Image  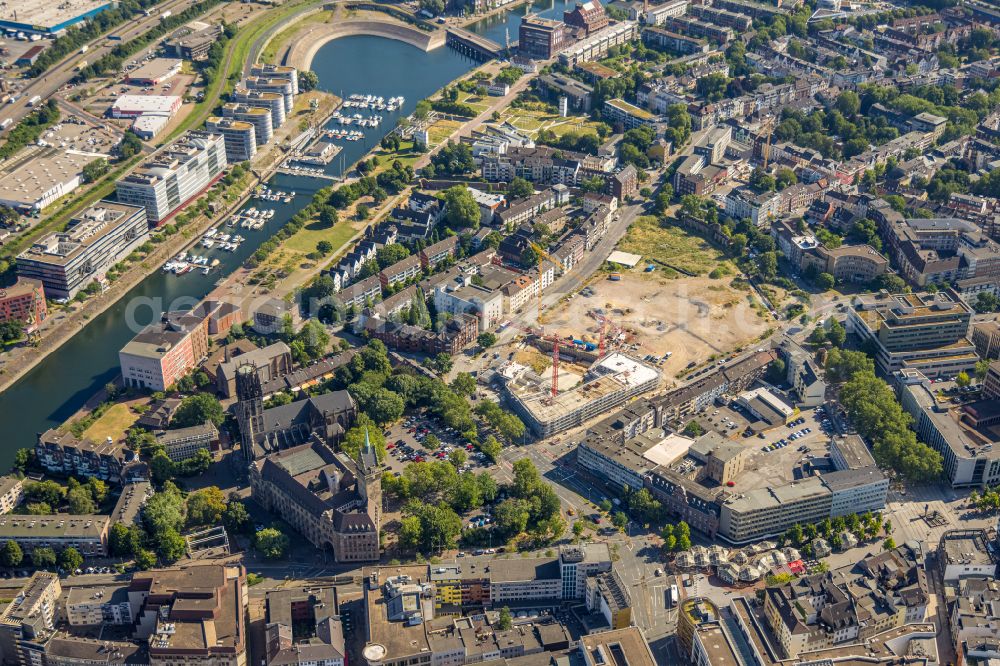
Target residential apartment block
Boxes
[231,88,286,133]
[0,477,23,515]
[65,586,135,626]
[434,278,503,332]
[206,116,257,163]
[481,146,583,185]
[0,573,61,666]
[249,63,299,95]
[35,429,144,485]
[0,277,47,332]
[602,98,656,130]
[0,514,110,557]
[221,103,273,146]
[119,310,211,392]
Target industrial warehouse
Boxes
[0,0,113,35]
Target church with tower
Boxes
[234,363,357,462]
[237,362,381,563]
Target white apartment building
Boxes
[222,103,274,146]
[206,117,257,163]
[65,586,135,626]
[249,64,299,95]
[232,88,286,130]
[0,477,23,515]
[433,279,503,332]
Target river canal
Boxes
[0,0,603,466]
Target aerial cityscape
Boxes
[0,0,997,663]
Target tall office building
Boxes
[243,76,294,113]
[249,63,299,95]
[16,202,149,299]
[848,288,978,378]
[115,131,228,225]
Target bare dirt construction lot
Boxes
[542,272,771,381]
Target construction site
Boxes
[499,351,661,438]
[539,272,773,380]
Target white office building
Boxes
[115,131,228,225]
[16,202,149,299]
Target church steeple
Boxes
[358,427,377,477]
[235,363,264,462]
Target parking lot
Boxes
[383,411,495,477]
[690,404,833,491]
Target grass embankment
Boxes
[618,216,736,277]
[261,9,334,62]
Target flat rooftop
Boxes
[0,0,111,30]
[19,201,145,266]
[722,476,829,513]
[831,435,876,469]
[0,149,95,208]
[605,98,655,121]
[126,58,181,82]
[119,312,204,360]
[67,584,130,607]
[510,354,659,424]
[579,627,655,666]
[941,530,994,567]
[853,290,972,329]
[490,558,559,583]
[2,572,59,623]
[112,95,180,114]
[695,625,741,666]
[364,566,432,661]
[0,514,108,538]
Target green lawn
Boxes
[618,216,734,276]
[261,9,333,62]
[83,403,139,444]
[283,219,359,257]
[428,120,461,144]
[455,91,491,114]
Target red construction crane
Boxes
[506,321,563,399]
[590,311,625,356]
